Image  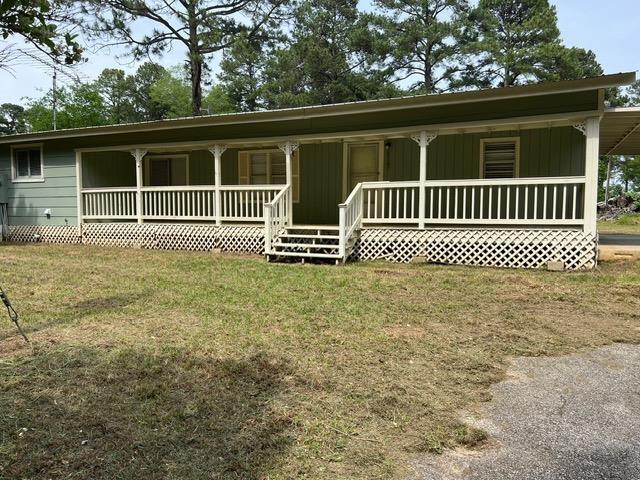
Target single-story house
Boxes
[0,72,638,269]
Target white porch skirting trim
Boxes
[7,224,264,254]
[351,228,597,270]
[7,224,597,270]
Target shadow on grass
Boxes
[0,292,148,341]
[1,346,295,479]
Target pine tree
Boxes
[371,0,472,93]
[262,0,395,108]
[466,0,563,88]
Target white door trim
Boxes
[342,141,384,200]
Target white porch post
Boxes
[278,141,299,226]
[209,145,227,226]
[411,131,437,228]
[130,149,147,224]
[583,117,600,235]
[75,150,83,236]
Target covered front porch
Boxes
[72,116,599,266]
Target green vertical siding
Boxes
[1,125,585,226]
[83,151,135,187]
[0,144,77,226]
[385,126,585,181]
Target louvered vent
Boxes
[483,141,516,179]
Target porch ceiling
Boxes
[600,107,640,155]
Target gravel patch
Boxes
[412,344,640,480]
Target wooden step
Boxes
[273,242,339,250]
[279,233,340,240]
[272,251,342,259]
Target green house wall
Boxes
[0,126,586,226]
[0,144,77,226]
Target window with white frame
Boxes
[480,138,519,179]
[12,145,43,182]
[238,149,299,202]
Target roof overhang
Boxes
[0,71,635,146]
[600,107,640,155]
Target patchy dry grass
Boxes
[599,214,640,234]
[1,244,639,479]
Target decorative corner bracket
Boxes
[572,123,587,136]
[130,149,148,165]
[208,144,228,158]
[411,131,438,148]
[278,141,299,156]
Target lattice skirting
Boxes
[351,228,597,270]
[7,225,81,244]
[8,223,264,254]
[7,224,597,270]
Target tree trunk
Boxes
[190,55,202,116]
[604,157,612,204]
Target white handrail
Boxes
[338,183,363,261]
[264,185,290,255]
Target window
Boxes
[238,149,299,202]
[144,155,189,186]
[12,145,43,182]
[480,138,519,179]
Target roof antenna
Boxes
[1,286,30,344]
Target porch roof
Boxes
[0,71,635,147]
[600,107,640,155]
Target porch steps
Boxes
[268,225,358,264]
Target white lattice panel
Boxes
[82,223,264,254]
[8,225,81,244]
[351,228,597,270]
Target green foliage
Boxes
[25,83,108,131]
[148,69,192,119]
[465,0,563,87]
[78,0,286,115]
[219,34,269,112]
[0,103,28,135]
[0,0,82,64]
[371,0,473,93]
[262,0,397,109]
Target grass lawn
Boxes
[1,244,640,479]
[598,213,640,235]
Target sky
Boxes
[0,0,639,105]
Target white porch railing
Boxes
[142,186,217,221]
[361,176,586,226]
[80,185,284,223]
[220,185,283,222]
[82,187,138,220]
[338,183,363,260]
[264,185,291,255]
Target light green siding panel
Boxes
[0,145,77,225]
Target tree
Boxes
[0,103,28,135]
[79,0,287,116]
[219,33,269,112]
[370,0,472,94]
[0,0,81,67]
[619,156,640,192]
[465,0,563,88]
[25,83,108,131]
[95,68,137,124]
[262,0,396,109]
[627,81,640,107]
[148,68,193,119]
[131,62,169,120]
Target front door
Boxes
[347,143,381,193]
